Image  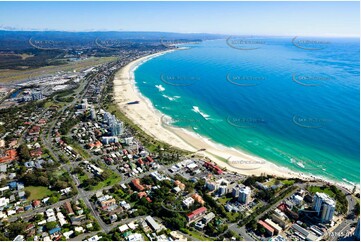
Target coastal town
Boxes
[0,34,359,242]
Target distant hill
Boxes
[0,30,225,51]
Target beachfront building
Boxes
[232,185,251,204]
[205,176,232,196]
[258,220,274,236]
[101,136,119,145]
[264,219,282,235]
[313,192,336,223]
[110,121,123,136]
[291,224,318,241]
[271,209,288,228]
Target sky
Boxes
[0,1,359,37]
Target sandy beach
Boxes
[113,50,357,191]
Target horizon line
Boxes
[0,29,359,38]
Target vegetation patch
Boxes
[25,186,53,201]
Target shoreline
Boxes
[113,49,358,192]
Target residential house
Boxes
[187,207,207,223]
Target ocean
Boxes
[134,37,360,184]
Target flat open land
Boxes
[24,186,53,201]
[0,56,117,84]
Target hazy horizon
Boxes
[0,1,359,37]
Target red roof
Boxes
[28,125,41,135]
[204,161,223,174]
[138,192,147,198]
[258,220,274,233]
[32,200,41,207]
[132,179,145,191]
[187,206,207,220]
[30,148,42,157]
[214,167,223,174]
[146,156,154,163]
[38,119,47,124]
[25,224,35,231]
[94,140,102,147]
[64,201,74,215]
[0,149,17,163]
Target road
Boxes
[228,223,255,241]
[8,196,79,223]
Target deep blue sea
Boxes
[134,37,360,184]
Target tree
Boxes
[100,170,112,180]
[247,219,257,231]
[54,180,68,190]
[18,144,30,161]
[0,233,8,241]
[73,166,84,176]
[34,214,44,222]
[354,202,360,216]
[6,222,28,239]
[38,176,50,186]
[25,190,31,198]
[0,178,7,187]
[49,195,59,204]
[18,166,27,176]
[46,221,58,230]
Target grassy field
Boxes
[91,173,122,191]
[218,196,232,205]
[182,228,214,241]
[78,173,89,183]
[0,53,34,60]
[264,179,277,186]
[43,100,65,108]
[281,179,296,185]
[226,211,240,222]
[0,56,117,84]
[70,143,91,159]
[308,186,335,197]
[25,186,53,201]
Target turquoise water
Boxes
[134,38,360,184]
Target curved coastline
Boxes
[113,49,358,192]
